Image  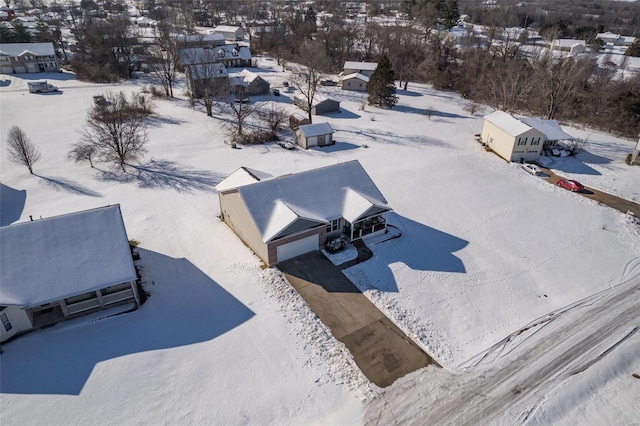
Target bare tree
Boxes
[259,103,288,137]
[6,126,41,174]
[224,85,262,141]
[290,40,328,123]
[149,22,180,98]
[79,91,149,171]
[182,46,228,116]
[67,142,97,167]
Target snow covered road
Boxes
[366,258,640,425]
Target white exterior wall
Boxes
[481,119,517,161]
[1,306,33,342]
[509,128,546,162]
[342,77,367,91]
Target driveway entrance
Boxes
[278,252,438,388]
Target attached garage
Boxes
[276,233,319,262]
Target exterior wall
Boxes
[315,100,340,115]
[509,128,545,162]
[247,78,269,95]
[344,68,375,77]
[342,77,367,91]
[219,190,269,263]
[0,306,33,342]
[481,119,517,161]
[266,226,326,266]
[0,51,59,74]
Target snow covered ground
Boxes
[1,63,639,425]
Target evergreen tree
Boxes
[12,20,32,43]
[442,0,460,30]
[367,55,398,109]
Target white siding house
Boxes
[480,111,546,162]
[295,122,335,149]
[0,205,139,342]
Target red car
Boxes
[557,179,584,192]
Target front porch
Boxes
[347,212,389,241]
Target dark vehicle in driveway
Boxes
[557,179,584,192]
[272,88,280,96]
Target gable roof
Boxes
[0,205,136,307]
[343,61,378,71]
[293,92,338,106]
[297,122,334,138]
[519,118,575,141]
[483,110,532,137]
[213,25,243,33]
[234,160,391,242]
[179,45,251,65]
[340,72,370,83]
[0,42,55,57]
[215,166,273,193]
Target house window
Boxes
[326,219,341,233]
[531,137,540,146]
[517,137,527,146]
[1,312,12,332]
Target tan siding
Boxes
[481,120,516,161]
[267,227,326,266]
[219,191,269,264]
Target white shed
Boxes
[295,122,335,149]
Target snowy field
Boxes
[1,62,639,425]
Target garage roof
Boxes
[0,205,136,307]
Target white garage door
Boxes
[277,234,319,262]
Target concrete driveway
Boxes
[279,251,438,388]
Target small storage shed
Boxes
[295,122,335,149]
[289,113,311,129]
[293,93,340,115]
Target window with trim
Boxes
[1,312,12,332]
[531,137,540,145]
[326,219,340,233]
[517,137,527,146]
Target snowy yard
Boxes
[1,63,639,425]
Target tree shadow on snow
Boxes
[97,159,224,192]
[348,213,468,293]
[547,149,610,176]
[393,104,469,119]
[36,174,102,197]
[0,249,255,395]
[0,183,26,226]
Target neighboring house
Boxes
[184,62,228,98]
[228,69,270,95]
[550,39,586,54]
[342,61,378,77]
[215,160,392,266]
[294,122,335,149]
[339,72,370,91]
[176,33,226,48]
[480,110,546,162]
[293,93,340,115]
[179,44,251,69]
[212,25,245,41]
[0,42,59,74]
[134,16,156,27]
[596,31,635,46]
[0,205,139,343]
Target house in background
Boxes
[229,69,270,95]
[215,160,392,266]
[0,205,139,343]
[176,33,226,49]
[342,61,378,77]
[0,42,59,74]
[212,25,245,41]
[295,122,335,149]
[183,62,228,98]
[480,110,546,162]
[293,93,340,115]
[549,39,586,55]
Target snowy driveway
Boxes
[279,252,438,387]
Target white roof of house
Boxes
[520,118,575,141]
[293,92,338,106]
[483,110,532,136]
[340,72,370,83]
[0,205,137,307]
[213,25,244,33]
[186,62,228,78]
[233,160,391,242]
[216,167,273,193]
[551,39,586,48]
[179,45,251,65]
[297,122,334,138]
[0,42,55,57]
[343,61,378,71]
[178,33,226,44]
[229,69,265,86]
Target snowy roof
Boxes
[186,62,228,78]
[0,42,55,57]
[213,25,244,33]
[229,69,264,85]
[340,72,370,83]
[178,33,226,44]
[293,92,337,106]
[297,122,334,138]
[179,45,251,65]
[551,39,585,48]
[0,205,137,307]
[597,31,619,41]
[483,110,531,136]
[343,61,378,71]
[234,160,391,242]
[215,167,273,193]
[520,118,575,141]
